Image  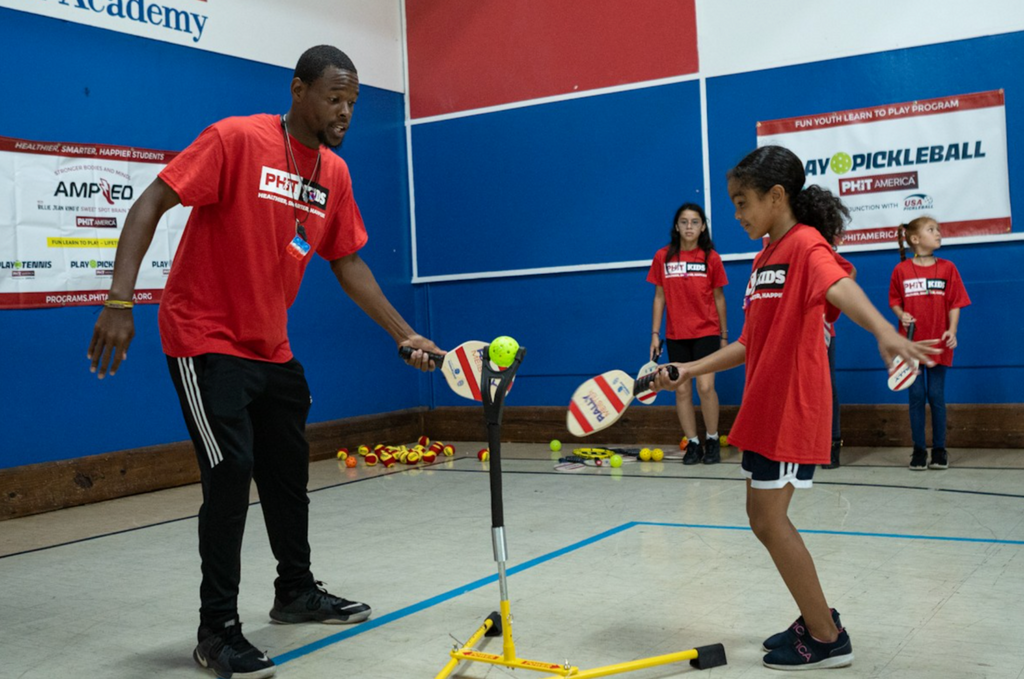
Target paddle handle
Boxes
[398,346,446,363]
[634,364,678,396]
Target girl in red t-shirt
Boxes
[889,216,970,471]
[647,203,729,464]
[654,146,938,670]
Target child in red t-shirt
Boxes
[654,145,938,671]
[647,203,729,464]
[889,216,970,471]
[822,252,856,469]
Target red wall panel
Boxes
[406,0,698,118]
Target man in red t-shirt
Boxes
[88,45,441,679]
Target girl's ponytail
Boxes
[897,224,909,261]
[792,185,849,246]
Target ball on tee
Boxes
[488,336,519,368]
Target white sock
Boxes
[688,436,699,444]
[707,432,719,440]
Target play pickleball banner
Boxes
[756,90,1012,245]
[0,135,190,309]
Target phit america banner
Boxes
[756,90,1012,246]
[0,135,189,309]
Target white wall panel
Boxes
[0,0,404,91]
[697,0,1024,76]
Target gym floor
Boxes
[2,443,1023,678]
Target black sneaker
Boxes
[270,581,372,624]
[821,439,842,469]
[929,447,949,470]
[762,608,841,652]
[762,626,853,670]
[193,620,275,679]
[702,437,721,464]
[909,446,928,471]
[682,440,703,465]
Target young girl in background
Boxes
[889,216,970,470]
[822,251,855,469]
[647,203,729,464]
[655,146,937,670]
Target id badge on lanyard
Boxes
[286,222,311,260]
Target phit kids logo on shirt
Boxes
[665,261,708,278]
[903,277,947,297]
[744,264,789,305]
[258,166,329,216]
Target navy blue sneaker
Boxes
[909,446,928,470]
[270,581,371,624]
[193,620,275,679]
[762,608,841,651]
[682,440,703,465]
[762,626,853,671]
[702,437,721,464]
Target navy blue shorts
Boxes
[741,450,816,489]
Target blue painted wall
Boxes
[412,81,705,276]
[415,32,1024,412]
[1,11,1020,471]
[0,8,419,468]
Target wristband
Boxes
[104,299,134,310]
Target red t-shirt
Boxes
[888,258,970,367]
[647,246,728,339]
[730,224,849,464]
[158,114,368,362]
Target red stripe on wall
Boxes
[0,135,178,163]
[0,289,163,310]
[840,217,1012,246]
[757,90,1004,136]
[406,0,698,118]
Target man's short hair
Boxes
[294,45,357,84]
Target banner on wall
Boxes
[0,0,403,93]
[757,90,1012,245]
[0,135,189,310]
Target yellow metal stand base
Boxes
[435,605,727,679]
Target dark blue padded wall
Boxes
[418,31,1024,410]
[0,8,416,468]
[703,32,1024,405]
[412,80,705,276]
[707,32,1024,257]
